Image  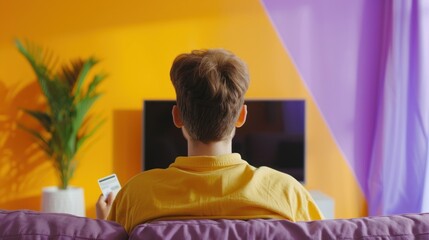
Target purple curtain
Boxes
[262,0,429,215]
[369,0,429,215]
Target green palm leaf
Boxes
[15,40,57,102]
[73,94,101,135]
[75,58,98,98]
[77,118,106,150]
[87,74,106,97]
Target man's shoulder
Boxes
[115,168,172,204]
[123,168,170,188]
[255,166,303,186]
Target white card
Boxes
[98,174,121,198]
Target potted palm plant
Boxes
[16,39,105,216]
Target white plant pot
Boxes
[41,186,85,217]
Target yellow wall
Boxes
[0,0,366,218]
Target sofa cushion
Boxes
[0,210,128,240]
[130,213,429,240]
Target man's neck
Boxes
[187,139,232,156]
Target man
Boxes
[97,49,323,233]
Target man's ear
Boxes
[235,105,247,128]
[172,105,184,128]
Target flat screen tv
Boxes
[143,100,306,182]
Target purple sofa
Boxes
[1,210,428,239]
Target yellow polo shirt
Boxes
[108,153,323,232]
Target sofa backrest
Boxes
[1,210,428,239]
[0,210,128,240]
[130,213,429,240]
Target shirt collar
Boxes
[169,153,245,169]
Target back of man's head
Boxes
[170,49,249,143]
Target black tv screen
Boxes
[143,100,306,182]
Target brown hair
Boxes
[170,49,249,143]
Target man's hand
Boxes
[96,192,115,220]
